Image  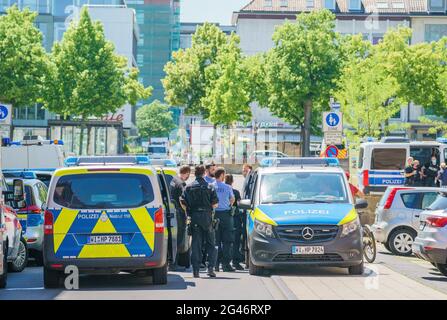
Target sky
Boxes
[181,0,249,25]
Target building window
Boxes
[349,0,361,10]
[428,0,446,11]
[306,0,314,8]
[264,0,272,7]
[425,24,447,42]
[376,0,389,8]
[324,0,336,10]
[280,0,288,7]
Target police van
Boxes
[357,139,447,194]
[240,160,367,276]
[43,157,178,288]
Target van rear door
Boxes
[49,170,162,259]
[368,147,407,193]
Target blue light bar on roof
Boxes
[436,137,447,144]
[2,171,37,179]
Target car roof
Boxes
[257,166,345,175]
[53,165,157,177]
[391,187,447,193]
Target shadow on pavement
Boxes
[422,276,447,282]
[265,265,372,278]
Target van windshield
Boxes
[260,172,349,204]
[53,174,154,209]
[148,146,166,154]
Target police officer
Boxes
[423,156,440,187]
[181,165,219,278]
[214,168,236,272]
[169,165,191,270]
[204,162,217,184]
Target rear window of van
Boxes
[53,173,154,209]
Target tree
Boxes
[136,100,177,139]
[0,6,49,109]
[43,7,151,120]
[264,10,343,156]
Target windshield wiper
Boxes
[262,199,331,204]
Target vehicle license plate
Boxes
[88,235,122,245]
[292,246,324,255]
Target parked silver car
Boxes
[0,206,6,288]
[413,192,447,277]
[372,187,442,256]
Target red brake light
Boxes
[154,208,164,233]
[20,205,41,214]
[384,187,413,210]
[362,170,369,187]
[426,216,447,228]
[44,210,54,235]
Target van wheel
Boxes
[0,245,8,289]
[436,263,447,277]
[388,228,416,256]
[248,255,265,276]
[44,267,62,288]
[152,263,168,285]
[9,238,28,273]
[177,248,191,269]
[348,262,365,275]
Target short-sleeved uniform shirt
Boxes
[204,175,216,184]
[214,180,234,212]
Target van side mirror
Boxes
[13,179,25,202]
[355,199,368,210]
[239,199,253,210]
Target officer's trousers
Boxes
[191,224,216,272]
[215,210,234,266]
[232,211,245,264]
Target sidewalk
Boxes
[279,263,447,300]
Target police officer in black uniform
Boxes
[181,165,219,278]
[170,165,191,270]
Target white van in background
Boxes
[1,136,65,171]
[357,139,447,195]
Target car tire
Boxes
[8,238,28,273]
[388,228,416,256]
[383,242,392,253]
[436,263,447,277]
[152,263,168,285]
[43,267,62,288]
[248,254,265,276]
[33,252,44,267]
[177,247,191,269]
[0,245,8,289]
[348,262,365,275]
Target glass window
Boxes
[349,0,361,10]
[422,192,438,209]
[401,193,420,209]
[425,24,447,42]
[371,148,407,170]
[358,147,364,169]
[260,172,348,204]
[428,193,447,210]
[53,173,155,209]
[148,146,167,154]
[264,0,272,7]
[280,0,288,7]
[429,0,445,11]
[410,146,440,167]
[306,0,314,8]
[324,0,335,9]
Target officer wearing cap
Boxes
[181,165,219,278]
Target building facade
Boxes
[233,0,447,142]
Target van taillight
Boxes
[362,170,369,187]
[384,187,412,210]
[44,210,54,235]
[154,208,164,233]
[426,216,447,228]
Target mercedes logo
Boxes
[302,227,314,240]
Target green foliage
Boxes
[0,6,49,107]
[264,10,343,155]
[43,8,151,119]
[202,34,252,125]
[136,100,177,139]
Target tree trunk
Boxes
[302,99,312,157]
[300,124,305,157]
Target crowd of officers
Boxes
[404,156,447,187]
[169,162,253,278]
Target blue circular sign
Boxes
[326,113,340,127]
[0,105,8,120]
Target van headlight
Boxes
[255,219,275,238]
[341,218,360,237]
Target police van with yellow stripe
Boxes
[240,159,368,276]
[43,157,176,288]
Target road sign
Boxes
[325,145,339,158]
[331,102,341,110]
[0,104,11,126]
[323,111,343,132]
[324,131,343,145]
